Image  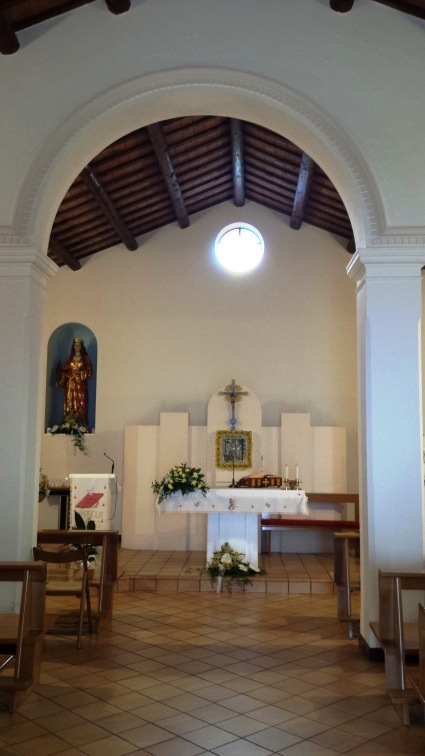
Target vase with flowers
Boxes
[152,462,209,504]
[206,542,265,593]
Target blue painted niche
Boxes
[45,323,97,432]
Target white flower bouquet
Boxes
[152,462,209,504]
[206,542,265,592]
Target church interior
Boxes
[1,0,425,751]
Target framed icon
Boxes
[215,430,252,469]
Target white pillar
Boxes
[0,245,56,575]
[348,248,425,646]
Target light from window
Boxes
[214,223,264,273]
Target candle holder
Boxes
[281,479,302,490]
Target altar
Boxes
[158,488,309,567]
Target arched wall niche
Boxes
[12,68,385,256]
[45,323,97,432]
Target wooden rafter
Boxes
[290,153,315,230]
[230,119,245,207]
[105,0,131,14]
[0,9,19,55]
[147,124,190,229]
[80,166,138,251]
[49,235,81,271]
[330,0,425,17]
[330,0,355,10]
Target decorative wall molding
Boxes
[11,68,390,254]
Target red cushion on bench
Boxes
[261,518,359,529]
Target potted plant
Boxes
[39,469,50,502]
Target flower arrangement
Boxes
[152,462,209,504]
[50,411,88,454]
[206,542,265,592]
[39,469,50,496]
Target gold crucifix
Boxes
[219,379,248,429]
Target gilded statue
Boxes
[57,338,92,427]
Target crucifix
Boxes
[219,379,248,430]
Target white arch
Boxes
[13,68,386,253]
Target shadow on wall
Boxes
[44,322,97,432]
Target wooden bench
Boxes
[261,493,359,554]
[37,530,120,633]
[0,562,47,711]
[370,569,425,724]
[407,603,425,709]
[333,531,360,638]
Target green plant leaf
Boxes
[74,511,86,530]
[86,520,96,530]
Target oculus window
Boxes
[214,223,264,273]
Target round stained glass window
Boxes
[214,223,264,273]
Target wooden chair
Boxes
[0,562,47,711]
[37,530,120,632]
[33,546,94,649]
[333,531,360,638]
[370,569,425,724]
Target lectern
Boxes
[69,473,115,529]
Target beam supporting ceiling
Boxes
[147,123,190,230]
[290,153,315,231]
[81,166,138,251]
[230,119,245,208]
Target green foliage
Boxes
[152,462,209,504]
[50,411,88,454]
[206,542,265,592]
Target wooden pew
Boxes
[370,569,425,724]
[0,562,47,711]
[37,530,119,632]
[407,603,425,710]
[261,493,359,554]
[333,531,360,638]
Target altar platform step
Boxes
[115,549,359,595]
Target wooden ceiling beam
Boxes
[330,0,355,11]
[104,0,132,14]
[230,118,245,207]
[373,1,425,19]
[49,235,81,271]
[147,124,190,229]
[347,235,356,253]
[80,166,138,251]
[0,10,19,55]
[290,153,315,230]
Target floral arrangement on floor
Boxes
[50,411,88,454]
[206,542,266,592]
[39,468,50,498]
[152,462,209,504]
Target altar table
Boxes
[157,488,309,567]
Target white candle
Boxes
[295,464,299,480]
[285,464,288,479]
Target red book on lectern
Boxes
[75,493,103,509]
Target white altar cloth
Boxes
[157,488,309,515]
[157,489,309,567]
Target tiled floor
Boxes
[115,550,342,595]
[1,551,425,755]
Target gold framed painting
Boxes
[215,430,252,469]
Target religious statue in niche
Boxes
[56,337,93,427]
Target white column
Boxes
[348,248,425,646]
[0,245,56,575]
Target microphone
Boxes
[104,452,115,474]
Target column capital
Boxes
[0,242,57,286]
[347,246,425,284]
